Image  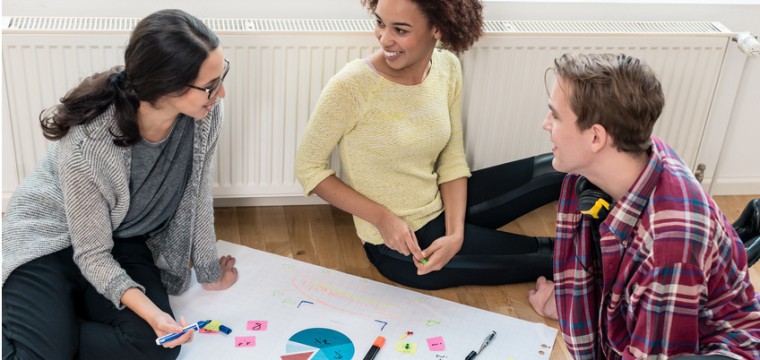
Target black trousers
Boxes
[364,154,565,290]
[2,241,180,360]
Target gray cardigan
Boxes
[2,103,224,308]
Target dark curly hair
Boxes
[360,0,483,54]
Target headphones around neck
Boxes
[575,176,613,220]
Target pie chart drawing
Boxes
[281,328,355,360]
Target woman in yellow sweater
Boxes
[295,0,564,289]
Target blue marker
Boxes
[155,320,211,345]
[218,324,232,334]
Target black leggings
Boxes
[2,241,180,360]
[364,153,565,290]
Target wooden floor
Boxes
[213,195,760,359]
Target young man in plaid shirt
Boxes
[529,53,760,359]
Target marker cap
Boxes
[373,336,386,347]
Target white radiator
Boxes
[2,18,742,207]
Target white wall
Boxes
[1,0,370,19]
[3,0,759,195]
[482,1,760,195]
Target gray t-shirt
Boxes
[113,116,195,239]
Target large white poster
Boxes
[170,241,557,359]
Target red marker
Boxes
[363,336,386,360]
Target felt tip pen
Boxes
[218,324,232,334]
[155,320,211,345]
[363,336,386,360]
[464,331,496,360]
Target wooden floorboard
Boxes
[214,194,759,359]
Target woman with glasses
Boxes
[2,9,235,360]
[295,0,564,291]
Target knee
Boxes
[146,344,181,360]
[533,153,565,178]
[2,333,18,360]
[123,325,180,360]
[2,323,78,360]
[532,153,559,178]
[2,338,75,360]
[123,333,180,360]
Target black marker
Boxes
[464,331,496,360]
[363,336,385,360]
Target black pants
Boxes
[364,154,565,289]
[2,241,180,360]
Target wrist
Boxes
[202,281,220,291]
[447,228,464,236]
[370,206,394,228]
[445,226,464,239]
[449,233,464,245]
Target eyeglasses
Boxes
[187,58,230,99]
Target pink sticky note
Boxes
[246,321,268,331]
[235,336,256,347]
[427,336,446,351]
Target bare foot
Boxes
[528,276,558,320]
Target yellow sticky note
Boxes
[395,341,418,354]
[204,320,223,332]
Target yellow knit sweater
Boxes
[295,49,471,244]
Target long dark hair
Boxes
[40,9,219,146]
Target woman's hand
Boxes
[416,233,463,275]
[201,255,238,291]
[417,177,467,275]
[310,176,424,260]
[376,211,424,261]
[154,314,194,348]
[120,288,194,348]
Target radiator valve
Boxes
[735,32,760,58]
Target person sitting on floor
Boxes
[529,53,760,359]
[295,0,564,291]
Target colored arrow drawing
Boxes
[298,300,314,308]
[374,320,387,331]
